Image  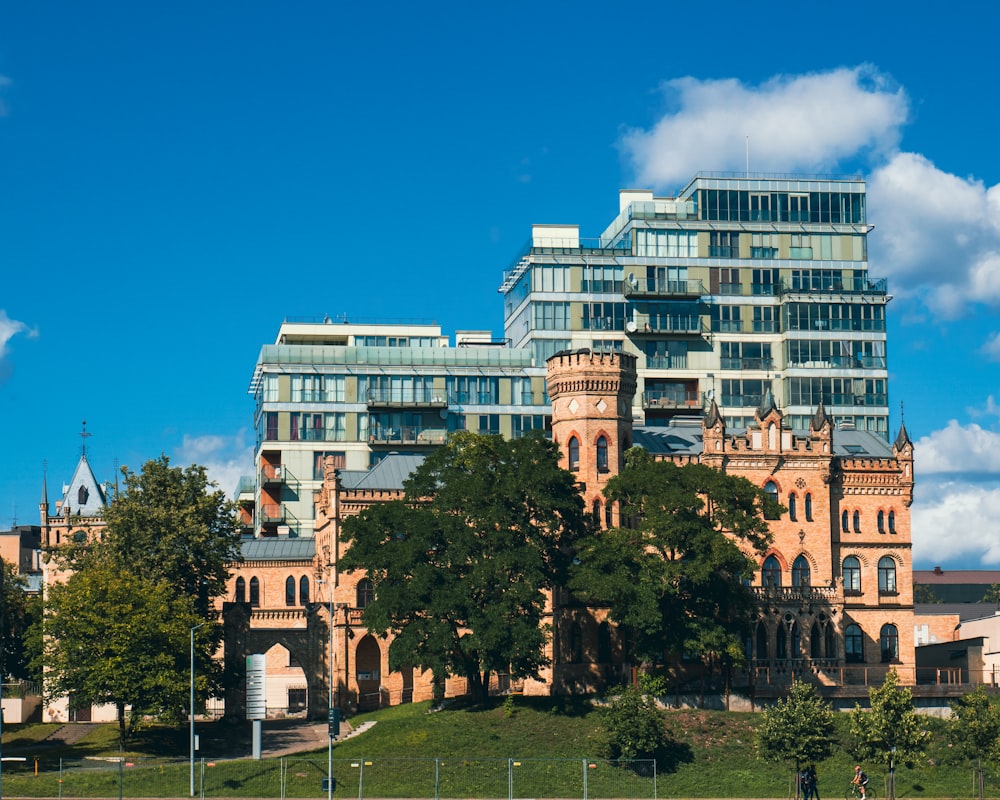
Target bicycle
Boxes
[845,781,876,800]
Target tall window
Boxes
[596,436,609,473]
[285,576,296,606]
[878,510,886,534]
[764,481,779,519]
[568,437,580,472]
[235,576,246,603]
[880,624,899,662]
[805,493,813,521]
[762,555,782,587]
[842,556,861,592]
[356,578,374,609]
[878,556,897,593]
[853,510,861,533]
[845,623,864,663]
[249,577,260,607]
[299,576,310,604]
[888,510,897,534]
[788,493,797,521]
[792,555,811,588]
[841,510,849,534]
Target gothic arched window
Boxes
[762,555,781,587]
[842,556,861,592]
[788,493,797,522]
[842,510,849,534]
[356,578,374,609]
[249,577,260,607]
[792,555,811,588]
[596,436,609,473]
[880,623,899,662]
[299,575,310,604]
[568,437,580,472]
[763,481,779,519]
[285,576,296,606]
[235,576,246,603]
[853,510,861,533]
[878,556,897,593]
[805,493,813,521]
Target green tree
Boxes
[102,456,241,618]
[755,681,836,794]
[340,432,587,703]
[947,686,1000,799]
[850,670,928,798]
[980,584,1000,605]
[568,448,775,676]
[43,548,211,750]
[598,684,667,771]
[0,560,40,682]
[912,584,941,604]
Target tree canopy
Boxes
[568,447,776,670]
[41,455,239,748]
[756,681,836,774]
[850,670,928,767]
[339,432,587,702]
[947,686,1000,798]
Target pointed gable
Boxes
[60,455,107,517]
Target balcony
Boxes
[260,503,287,524]
[624,278,704,299]
[720,357,773,371]
[782,276,888,296]
[631,315,705,336]
[260,464,294,487]
[645,356,688,370]
[369,426,448,445]
[643,389,701,411]
[366,389,448,408]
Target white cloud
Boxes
[175,431,254,500]
[0,309,28,357]
[915,420,1000,474]
[982,334,1000,362]
[620,66,908,190]
[912,479,1000,566]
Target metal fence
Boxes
[0,755,657,799]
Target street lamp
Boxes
[190,622,206,798]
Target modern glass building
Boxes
[500,173,889,436]
[248,320,549,537]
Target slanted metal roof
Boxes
[242,537,316,561]
[341,454,425,492]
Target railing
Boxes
[782,276,888,295]
[365,389,447,407]
[752,585,841,602]
[642,390,701,410]
[624,278,704,298]
[369,426,448,445]
[645,355,688,370]
[260,464,293,485]
[632,315,705,335]
[720,357,773,371]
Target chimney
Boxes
[933,566,944,575]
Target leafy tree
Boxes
[43,548,212,750]
[981,584,1000,605]
[101,456,241,618]
[0,560,40,682]
[947,686,1000,799]
[850,670,928,775]
[340,432,587,703]
[756,681,836,793]
[568,448,775,674]
[912,584,941,604]
[598,684,667,770]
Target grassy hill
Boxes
[0,697,992,797]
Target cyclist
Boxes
[852,765,869,800]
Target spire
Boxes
[704,398,724,429]
[810,400,832,432]
[41,460,48,508]
[756,387,779,419]
[894,421,912,450]
[80,420,92,459]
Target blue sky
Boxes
[2,2,999,569]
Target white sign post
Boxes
[246,654,267,759]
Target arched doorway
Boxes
[355,635,382,710]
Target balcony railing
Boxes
[645,355,689,370]
[632,315,705,335]
[369,426,448,445]
[720,357,773,371]
[624,278,705,299]
[643,390,701,410]
[365,389,448,408]
[782,276,888,295]
[788,355,887,370]
[260,464,294,486]
[260,503,286,524]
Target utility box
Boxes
[322,778,336,792]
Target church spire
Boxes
[756,386,779,419]
[810,400,832,432]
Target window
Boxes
[788,493,797,521]
[853,510,861,533]
[313,451,346,481]
[878,510,886,534]
[709,231,739,258]
[888,510,896,534]
[842,556,861,592]
[285,576,296,606]
[878,556,897,593]
[880,624,899,662]
[249,577,261,607]
[762,555,781,587]
[596,436,609,473]
[568,437,580,471]
[287,688,307,712]
[763,481,779,519]
[299,576,310,604]
[711,304,742,333]
[478,414,501,435]
[792,555,811,588]
[805,493,813,522]
[845,623,864,663]
[235,577,246,603]
[356,578,374,609]
[752,306,777,332]
[842,510,850,534]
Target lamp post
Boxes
[317,580,335,800]
[190,622,206,798]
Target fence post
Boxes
[435,758,440,800]
[508,758,514,800]
[58,758,63,800]
[582,759,588,800]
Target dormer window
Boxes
[78,485,89,505]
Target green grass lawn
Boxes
[0,698,993,797]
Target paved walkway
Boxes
[261,719,376,758]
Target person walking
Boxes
[807,765,820,800]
